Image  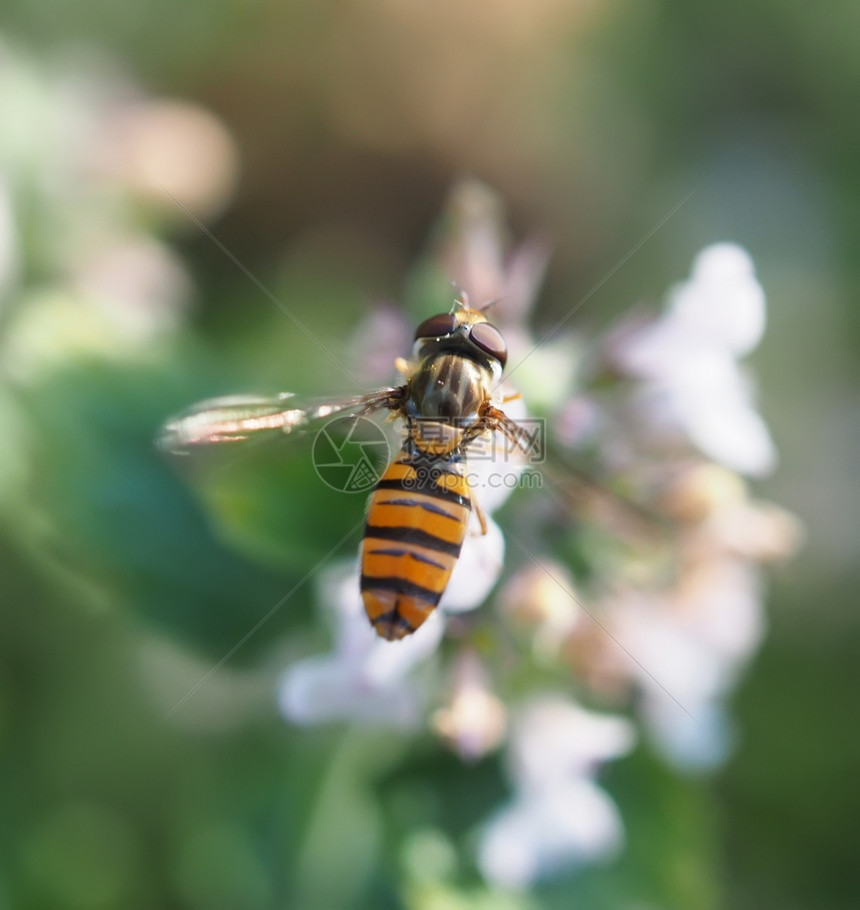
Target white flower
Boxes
[706,497,805,563]
[278,648,427,727]
[509,695,635,789]
[497,560,581,660]
[672,559,766,664]
[618,245,765,375]
[432,650,507,761]
[640,693,734,772]
[613,243,777,476]
[477,778,625,890]
[477,695,634,889]
[440,515,505,613]
[606,557,764,771]
[667,244,765,356]
[278,561,445,727]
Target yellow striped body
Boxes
[361,446,472,640]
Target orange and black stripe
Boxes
[360,447,472,640]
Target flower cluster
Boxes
[0,35,237,382]
[607,242,776,476]
[477,696,635,889]
[278,180,802,888]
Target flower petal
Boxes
[278,561,445,726]
[277,653,422,727]
[509,695,635,787]
[440,517,505,613]
[641,693,735,772]
[477,779,625,889]
[677,243,766,356]
[432,650,507,760]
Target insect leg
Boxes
[472,495,489,536]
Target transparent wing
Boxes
[158,387,404,454]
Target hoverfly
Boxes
[160,300,534,640]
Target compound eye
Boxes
[469,321,507,368]
[414,312,458,341]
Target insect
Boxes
[160,300,534,640]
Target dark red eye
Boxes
[469,322,507,368]
[413,312,458,341]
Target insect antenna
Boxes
[449,282,470,313]
[478,296,504,314]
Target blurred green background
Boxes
[1,2,858,908]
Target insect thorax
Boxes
[408,351,492,424]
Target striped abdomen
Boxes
[361,448,472,640]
